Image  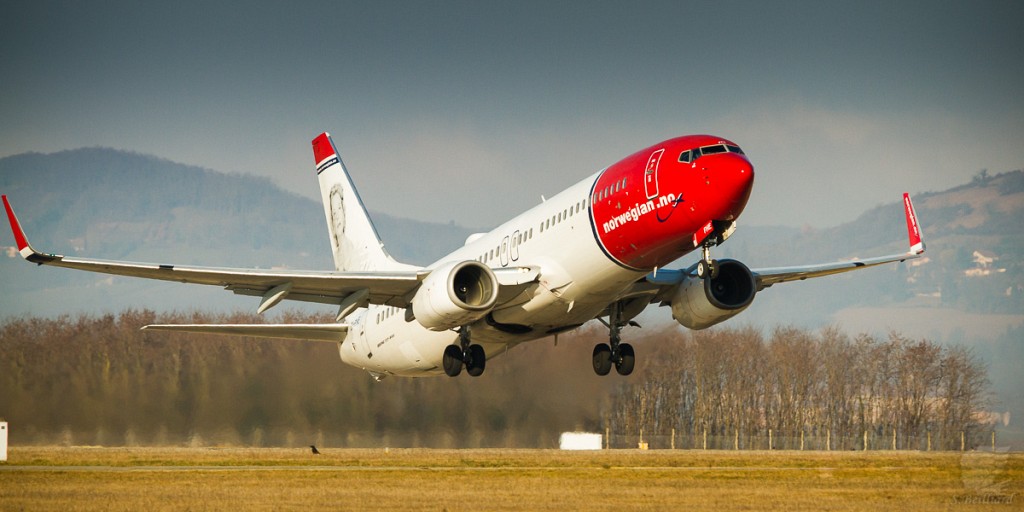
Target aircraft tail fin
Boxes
[312,132,413,272]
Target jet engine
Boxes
[412,260,499,331]
[670,259,757,330]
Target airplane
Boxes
[2,133,926,380]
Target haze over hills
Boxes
[2,148,1022,445]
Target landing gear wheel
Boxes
[697,259,719,279]
[442,345,463,377]
[593,344,612,376]
[615,343,635,376]
[466,344,486,377]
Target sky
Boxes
[2,0,1022,229]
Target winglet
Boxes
[2,195,56,264]
[903,193,925,255]
[3,195,35,257]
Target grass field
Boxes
[1,447,1020,511]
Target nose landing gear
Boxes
[696,243,720,280]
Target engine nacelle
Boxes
[671,259,757,330]
[412,260,499,331]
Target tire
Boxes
[615,343,635,376]
[466,344,486,377]
[442,345,463,377]
[698,259,719,279]
[592,344,612,376]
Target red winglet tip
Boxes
[3,195,31,252]
[311,132,336,165]
[903,193,925,254]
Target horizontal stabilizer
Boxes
[143,323,349,342]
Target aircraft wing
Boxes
[750,193,925,290]
[4,195,540,317]
[641,193,926,298]
[3,195,422,313]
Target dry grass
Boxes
[2,447,1021,511]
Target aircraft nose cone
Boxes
[716,156,754,221]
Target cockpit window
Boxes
[680,143,745,163]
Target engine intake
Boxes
[412,260,499,331]
[671,259,756,330]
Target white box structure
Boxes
[559,432,602,450]
[1,422,7,462]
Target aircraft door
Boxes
[500,236,510,267]
[510,230,520,262]
[644,148,665,200]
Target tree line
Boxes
[607,326,992,450]
[0,311,992,449]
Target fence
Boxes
[606,428,999,451]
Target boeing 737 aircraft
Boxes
[3,133,925,380]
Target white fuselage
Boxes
[340,171,645,377]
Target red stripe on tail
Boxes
[311,132,336,165]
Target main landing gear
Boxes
[442,325,486,377]
[592,302,637,376]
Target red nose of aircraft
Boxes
[704,152,754,222]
